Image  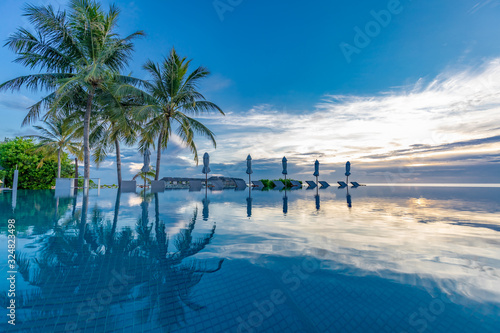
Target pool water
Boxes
[1,186,499,332]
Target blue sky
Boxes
[1,0,500,184]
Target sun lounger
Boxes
[251,180,265,189]
[272,180,285,190]
[121,180,137,193]
[337,181,347,188]
[319,181,330,188]
[291,180,302,188]
[305,181,317,189]
[351,181,364,188]
[210,179,224,190]
[151,180,166,193]
[189,180,202,191]
[234,179,247,190]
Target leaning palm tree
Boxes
[0,0,144,182]
[133,48,224,180]
[26,118,82,178]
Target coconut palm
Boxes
[0,0,144,182]
[26,118,82,178]
[88,82,141,187]
[132,48,224,180]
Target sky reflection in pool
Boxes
[1,186,499,332]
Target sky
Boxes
[0,0,499,184]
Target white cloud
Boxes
[198,58,500,169]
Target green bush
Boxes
[0,137,74,189]
[259,179,301,189]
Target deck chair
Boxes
[337,181,347,188]
[211,179,224,190]
[272,180,285,190]
[234,179,247,190]
[291,180,302,188]
[251,180,265,189]
[319,181,330,188]
[189,180,202,191]
[305,181,317,189]
[121,180,137,193]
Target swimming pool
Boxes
[1,185,499,332]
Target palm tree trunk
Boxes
[110,189,121,240]
[115,138,122,187]
[155,132,163,181]
[83,88,95,182]
[57,148,61,178]
[79,192,89,248]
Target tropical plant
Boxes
[260,178,301,189]
[26,118,82,178]
[88,81,141,186]
[0,137,73,189]
[0,0,145,182]
[131,47,224,180]
[133,167,156,185]
[0,169,6,186]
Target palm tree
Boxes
[89,82,141,187]
[134,48,224,180]
[0,0,144,183]
[26,118,82,178]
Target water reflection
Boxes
[5,191,223,332]
[346,187,352,208]
[202,196,210,221]
[246,187,252,217]
[1,186,500,332]
[283,190,288,214]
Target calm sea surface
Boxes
[1,185,499,332]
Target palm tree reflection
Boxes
[135,201,223,331]
[7,189,223,332]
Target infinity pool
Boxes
[1,186,499,332]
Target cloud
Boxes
[469,0,500,14]
[199,73,233,93]
[0,93,34,111]
[191,58,500,182]
[57,58,500,184]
